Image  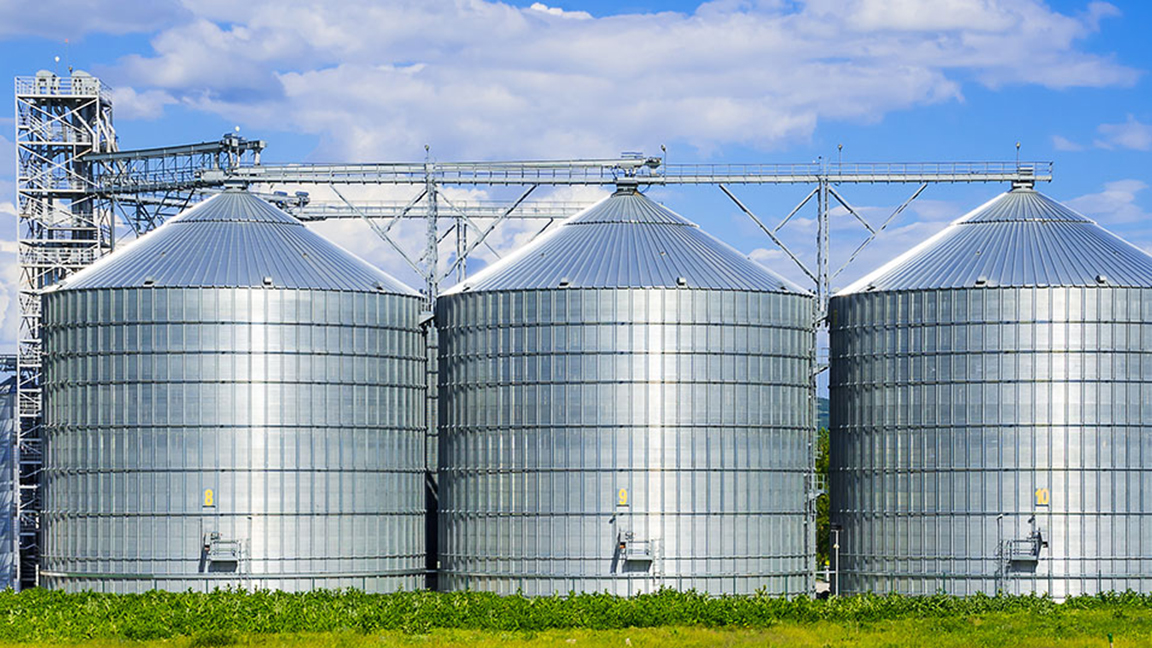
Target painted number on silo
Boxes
[203,489,215,508]
[618,489,628,506]
[1035,488,1050,507]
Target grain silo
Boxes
[0,375,16,589]
[437,184,816,596]
[40,189,426,593]
[829,186,1152,598]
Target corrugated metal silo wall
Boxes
[0,380,15,589]
[40,286,427,593]
[830,286,1152,597]
[438,287,815,596]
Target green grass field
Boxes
[2,590,1152,646]
[2,612,1149,648]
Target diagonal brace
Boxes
[381,187,428,237]
[438,194,504,260]
[833,183,927,280]
[418,223,459,265]
[719,184,816,284]
[331,185,422,276]
[827,185,874,234]
[775,186,819,232]
[527,219,557,245]
[440,185,537,282]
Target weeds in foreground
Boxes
[0,588,1149,642]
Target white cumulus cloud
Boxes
[1066,179,1150,224]
[1095,115,1152,151]
[0,0,186,40]
[109,86,177,120]
[1051,135,1084,152]
[84,0,1137,160]
[528,3,592,19]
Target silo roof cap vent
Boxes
[558,277,571,288]
[975,275,988,286]
[1096,274,1109,285]
[142,277,156,287]
[262,276,274,287]
[676,276,688,287]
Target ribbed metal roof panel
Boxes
[839,188,1152,293]
[58,190,419,294]
[443,189,803,294]
[963,188,1091,223]
[566,190,694,225]
[175,191,301,224]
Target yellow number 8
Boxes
[618,488,628,506]
[204,489,215,507]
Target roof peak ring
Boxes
[614,177,640,194]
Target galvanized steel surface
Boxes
[840,189,1152,293]
[40,192,427,593]
[830,285,1152,598]
[0,379,16,589]
[443,189,802,294]
[42,286,427,593]
[439,189,815,596]
[59,190,418,294]
[437,184,817,595]
[439,288,814,595]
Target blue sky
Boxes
[1,0,1151,359]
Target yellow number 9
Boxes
[204,489,215,507]
[617,488,628,506]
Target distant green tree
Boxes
[815,426,830,571]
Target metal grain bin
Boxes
[830,187,1152,598]
[438,186,816,596]
[0,376,15,589]
[40,190,426,593]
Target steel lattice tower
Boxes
[13,71,116,588]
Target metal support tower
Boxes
[421,152,441,590]
[13,72,117,589]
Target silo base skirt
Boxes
[439,571,813,597]
[39,570,426,594]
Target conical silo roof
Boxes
[442,187,802,294]
[838,187,1152,294]
[57,189,418,294]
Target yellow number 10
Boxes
[1035,488,1050,507]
